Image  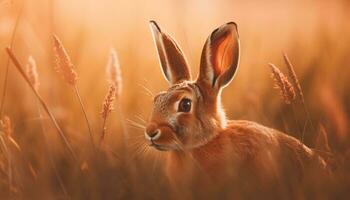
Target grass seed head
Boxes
[101,84,116,120]
[269,63,296,104]
[52,34,78,86]
[26,56,40,92]
[283,53,304,103]
[107,48,122,98]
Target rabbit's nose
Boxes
[145,124,161,141]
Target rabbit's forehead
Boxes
[153,82,201,113]
[167,81,201,97]
[153,89,186,109]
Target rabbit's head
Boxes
[145,21,240,151]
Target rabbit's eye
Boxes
[178,98,192,113]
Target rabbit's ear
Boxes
[197,22,240,89]
[149,21,191,85]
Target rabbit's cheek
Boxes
[176,114,193,127]
[175,115,193,136]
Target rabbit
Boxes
[145,20,329,187]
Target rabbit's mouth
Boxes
[145,122,180,151]
[149,142,170,151]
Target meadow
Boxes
[0,0,349,199]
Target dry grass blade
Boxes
[53,34,96,151]
[0,116,20,151]
[73,85,96,151]
[0,131,12,194]
[283,53,304,103]
[0,116,14,193]
[316,124,331,152]
[268,63,296,104]
[269,62,302,139]
[0,4,23,117]
[100,84,116,146]
[105,48,129,147]
[282,53,315,142]
[103,145,121,161]
[26,57,68,195]
[5,47,78,163]
[36,104,69,196]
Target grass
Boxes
[0,2,23,117]
[5,47,78,163]
[0,0,349,199]
[52,34,96,152]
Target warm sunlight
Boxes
[0,0,349,199]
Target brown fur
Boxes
[166,120,328,185]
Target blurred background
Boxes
[0,0,349,199]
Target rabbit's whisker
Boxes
[138,83,154,98]
[126,119,146,130]
[134,114,147,124]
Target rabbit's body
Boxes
[146,21,329,186]
[166,120,327,184]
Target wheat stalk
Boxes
[100,84,116,146]
[107,48,122,98]
[5,47,78,163]
[283,53,304,103]
[268,62,301,138]
[268,63,296,104]
[282,53,316,142]
[0,116,14,193]
[24,57,68,195]
[0,4,23,117]
[52,35,78,85]
[52,35,96,152]
[0,116,20,151]
[101,85,116,121]
[26,56,40,92]
[106,49,129,146]
[316,124,331,152]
